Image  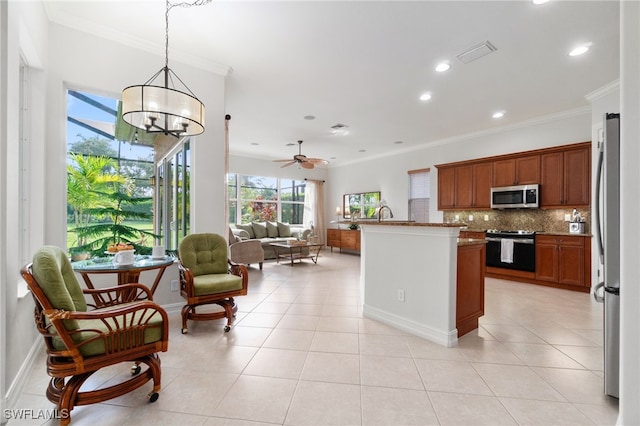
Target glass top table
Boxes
[269,242,323,266]
[71,255,175,294]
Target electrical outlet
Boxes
[171,279,179,292]
[397,289,405,302]
[468,215,474,221]
[484,215,489,221]
[564,214,571,222]
[454,214,460,221]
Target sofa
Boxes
[230,222,311,260]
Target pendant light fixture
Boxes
[121,0,210,138]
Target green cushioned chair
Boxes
[21,246,169,426]
[178,233,249,333]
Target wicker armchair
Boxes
[178,233,249,333]
[21,246,169,426]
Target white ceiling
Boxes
[44,0,620,167]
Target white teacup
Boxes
[152,245,165,258]
[113,249,135,265]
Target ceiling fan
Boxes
[273,140,329,169]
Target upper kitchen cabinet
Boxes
[492,155,540,187]
[436,141,590,211]
[540,144,591,207]
[438,166,456,209]
[437,162,492,210]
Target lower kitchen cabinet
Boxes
[326,229,360,253]
[486,233,591,292]
[535,234,590,289]
[456,241,485,337]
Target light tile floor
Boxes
[11,251,619,425]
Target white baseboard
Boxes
[4,338,44,418]
[363,304,458,347]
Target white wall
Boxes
[618,1,640,423]
[1,0,49,415]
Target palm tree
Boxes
[76,186,160,255]
[67,154,124,246]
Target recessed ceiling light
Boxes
[532,0,549,5]
[304,115,316,120]
[492,111,505,119]
[419,92,432,101]
[394,141,404,145]
[569,43,591,57]
[286,143,295,146]
[435,62,451,72]
[250,142,259,146]
[358,149,366,153]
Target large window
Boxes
[228,174,305,225]
[156,139,190,251]
[66,90,156,254]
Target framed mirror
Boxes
[343,191,381,219]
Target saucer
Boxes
[150,255,166,260]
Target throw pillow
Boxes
[277,221,292,237]
[266,221,279,238]
[252,222,268,239]
[235,223,255,239]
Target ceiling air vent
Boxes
[330,123,349,135]
[456,41,497,64]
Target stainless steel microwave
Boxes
[490,184,539,209]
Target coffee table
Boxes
[269,242,323,266]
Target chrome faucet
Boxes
[377,205,394,222]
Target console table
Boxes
[326,228,360,253]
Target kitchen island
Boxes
[359,222,485,347]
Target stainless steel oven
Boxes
[485,230,536,272]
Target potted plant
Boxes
[69,246,91,261]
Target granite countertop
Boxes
[356,221,465,227]
[457,238,487,246]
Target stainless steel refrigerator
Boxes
[594,112,620,398]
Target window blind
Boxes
[408,168,430,223]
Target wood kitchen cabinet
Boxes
[486,233,591,292]
[535,234,590,288]
[492,155,540,187]
[436,141,590,211]
[437,166,456,209]
[456,241,486,337]
[326,229,360,253]
[437,162,492,210]
[540,146,590,207]
[459,230,486,239]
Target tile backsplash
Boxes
[443,208,591,234]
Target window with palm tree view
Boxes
[228,174,306,225]
[66,90,159,258]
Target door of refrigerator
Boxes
[604,288,620,398]
[602,112,620,399]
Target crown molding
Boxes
[332,106,592,169]
[585,80,620,103]
[43,2,231,77]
